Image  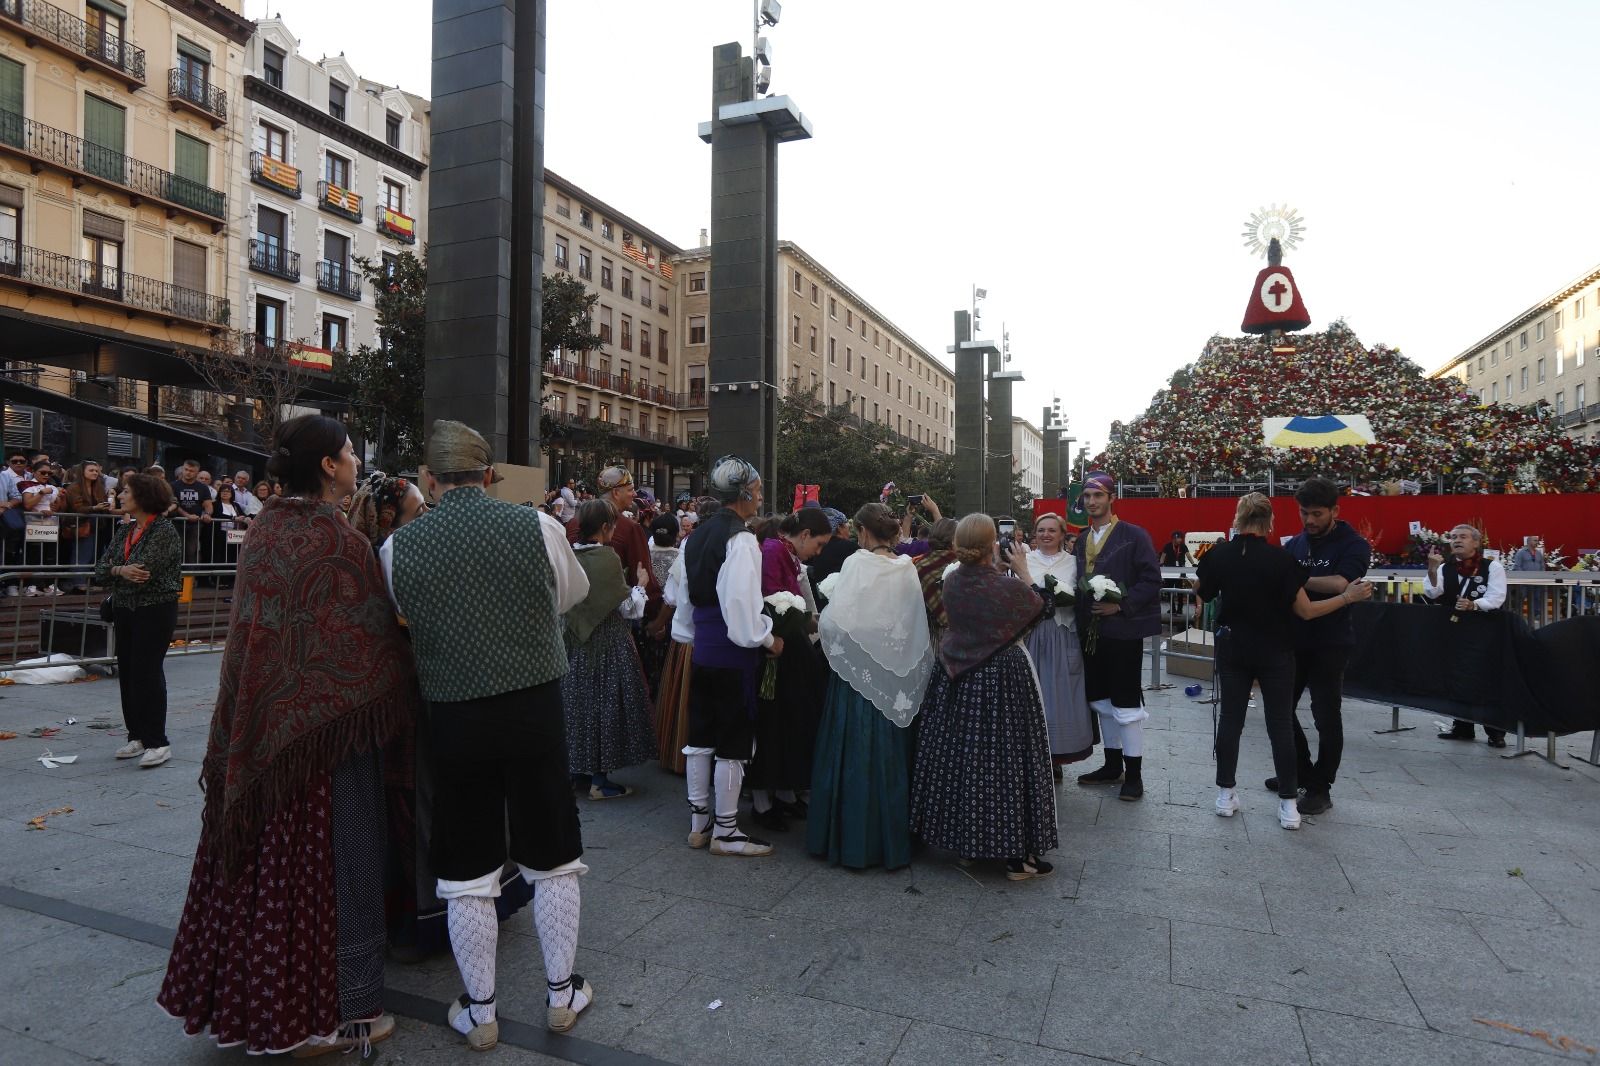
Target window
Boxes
[1504,374,1511,397]
[382,252,398,279]
[1577,383,1587,409]
[172,237,205,297]
[255,295,285,345]
[1536,321,1545,341]
[874,328,880,348]
[1490,382,1499,402]
[1520,366,1528,392]
[325,152,349,189]
[600,218,614,240]
[846,309,853,328]
[173,131,208,187]
[860,317,867,339]
[176,42,210,101]
[658,328,668,364]
[85,1,125,64]
[598,305,612,344]
[0,191,20,271]
[688,271,706,293]
[828,296,837,319]
[555,193,570,217]
[579,206,593,229]
[328,81,347,121]
[1477,356,1485,373]
[846,347,852,372]
[1538,357,1546,383]
[873,365,879,387]
[598,402,610,423]
[688,315,707,345]
[554,235,568,269]
[621,315,632,351]
[261,123,287,161]
[860,357,866,380]
[619,360,631,385]
[688,365,706,404]
[0,56,19,151]
[873,402,880,422]
[811,282,819,305]
[1579,340,1587,369]
[1478,388,1486,405]
[1555,390,1565,415]
[621,270,633,299]
[828,337,836,363]
[640,329,652,359]
[810,371,818,391]
[641,284,652,309]
[793,269,802,293]
[382,179,404,212]
[808,325,817,353]
[322,314,347,352]
[82,95,125,183]
[385,112,401,148]
[263,45,285,88]
[791,315,801,345]
[576,399,589,419]
[595,256,607,286]
[81,212,122,296]
[579,249,593,281]
[1578,297,1586,320]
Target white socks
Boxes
[684,748,713,835]
[713,758,744,836]
[533,873,582,1005]
[446,896,498,1034]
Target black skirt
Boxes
[747,638,825,791]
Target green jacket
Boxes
[94,516,183,608]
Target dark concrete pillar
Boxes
[1042,405,1060,500]
[425,0,544,464]
[952,310,987,518]
[986,374,1015,517]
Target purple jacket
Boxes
[1073,519,1162,641]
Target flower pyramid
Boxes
[1101,321,1600,494]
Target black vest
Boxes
[684,508,746,608]
[1438,558,1492,604]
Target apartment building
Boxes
[1012,416,1043,499]
[1,0,249,460]
[674,240,955,456]
[1432,263,1600,443]
[540,169,692,493]
[238,18,427,373]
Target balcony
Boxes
[247,239,299,282]
[375,204,415,244]
[0,111,226,226]
[167,67,226,127]
[545,360,689,408]
[316,260,361,301]
[546,408,682,449]
[318,180,363,222]
[0,237,229,327]
[0,0,146,87]
[249,151,301,198]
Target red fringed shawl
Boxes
[203,497,417,878]
[939,562,1045,679]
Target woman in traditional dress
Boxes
[563,499,655,799]
[912,513,1058,881]
[748,507,831,833]
[1023,513,1096,776]
[158,415,419,1056]
[653,500,718,773]
[639,513,680,699]
[807,503,935,871]
[913,517,959,651]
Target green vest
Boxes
[389,487,568,702]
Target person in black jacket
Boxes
[1195,494,1372,831]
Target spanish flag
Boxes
[288,345,335,372]
[1262,415,1375,448]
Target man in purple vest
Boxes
[1073,471,1163,800]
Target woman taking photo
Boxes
[808,503,934,871]
[159,414,418,1056]
[56,459,117,594]
[1023,513,1095,774]
[912,514,1058,881]
[94,474,182,768]
[1195,493,1372,830]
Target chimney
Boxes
[698,228,708,249]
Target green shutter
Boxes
[87,0,128,18]
[173,133,208,184]
[82,95,126,184]
[0,58,21,149]
[176,38,211,64]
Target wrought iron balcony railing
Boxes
[317,180,363,222]
[167,67,226,124]
[0,110,226,222]
[0,237,229,326]
[375,204,415,243]
[316,259,361,301]
[248,239,300,282]
[249,150,301,198]
[0,0,146,85]
[544,360,690,408]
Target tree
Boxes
[775,386,951,515]
[538,272,610,479]
[340,251,427,469]
[171,328,317,444]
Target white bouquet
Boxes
[759,590,811,698]
[1079,574,1124,655]
[817,572,842,601]
[764,591,808,615]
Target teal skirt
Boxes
[806,672,912,871]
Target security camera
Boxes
[760,0,781,27]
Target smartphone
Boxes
[997,518,1016,539]
[906,494,924,506]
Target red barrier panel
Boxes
[1034,494,1600,556]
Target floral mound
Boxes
[1101,322,1600,494]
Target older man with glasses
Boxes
[1424,523,1509,747]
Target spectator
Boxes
[19,460,63,596]
[94,474,183,768]
[1426,524,1509,747]
[1,451,28,593]
[170,459,214,565]
[233,470,262,516]
[55,459,118,593]
[1159,530,1193,567]
[253,480,273,509]
[212,482,247,571]
[555,477,579,522]
[1511,535,1545,572]
[197,470,213,488]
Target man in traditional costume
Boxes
[570,465,661,612]
[383,421,594,1049]
[1073,471,1162,801]
[682,455,783,857]
[1424,523,1509,747]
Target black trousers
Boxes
[1214,630,1298,798]
[114,601,179,748]
[1290,645,1350,794]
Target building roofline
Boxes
[544,170,684,257]
[672,239,953,382]
[1432,260,1600,377]
[170,0,253,46]
[243,75,426,178]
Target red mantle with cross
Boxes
[1241,263,1312,334]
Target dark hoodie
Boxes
[1283,518,1370,647]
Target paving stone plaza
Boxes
[1,654,1595,1065]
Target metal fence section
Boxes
[1,511,248,673]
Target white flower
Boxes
[1087,575,1122,601]
[942,562,960,580]
[764,591,807,615]
[817,573,842,600]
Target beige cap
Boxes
[425,419,503,483]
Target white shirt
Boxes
[1025,548,1078,629]
[573,543,648,619]
[234,489,262,515]
[719,530,774,649]
[663,551,696,643]
[1422,556,1506,611]
[0,468,20,503]
[379,507,588,617]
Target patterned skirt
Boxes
[1024,622,1096,764]
[158,750,387,1054]
[656,640,693,774]
[563,613,656,775]
[911,646,1059,861]
[806,672,912,871]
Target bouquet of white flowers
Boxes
[817,572,842,601]
[1079,574,1124,655]
[759,591,810,699]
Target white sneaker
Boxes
[45,586,65,596]
[1215,787,1240,817]
[114,740,145,759]
[1278,797,1301,830]
[138,746,171,768]
[23,586,39,597]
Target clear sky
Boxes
[249,0,1600,461]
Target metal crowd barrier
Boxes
[1143,566,1600,769]
[0,510,248,674]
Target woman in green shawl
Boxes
[562,499,656,799]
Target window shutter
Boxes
[83,95,125,152]
[176,38,212,64]
[0,56,22,117]
[173,132,208,184]
[82,210,124,241]
[87,0,128,17]
[172,239,206,294]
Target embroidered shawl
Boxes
[203,497,417,879]
[939,563,1045,679]
[914,548,957,630]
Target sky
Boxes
[248,0,1600,459]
